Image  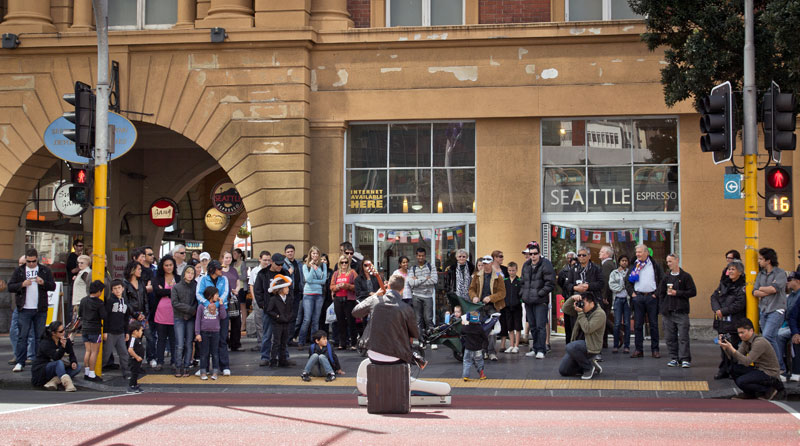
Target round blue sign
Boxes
[43,112,138,164]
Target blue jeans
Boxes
[298,294,324,345]
[632,293,659,352]
[303,353,333,376]
[44,360,80,382]
[777,326,792,373]
[526,302,549,354]
[261,311,274,361]
[173,318,195,368]
[218,316,230,370]
[462,348,484,378]
[10,308,35,361]
[613,297,631,349]
[760,311,784,368]
[199,331,220,374]
[559,340,593,376]
[15,309,46,366]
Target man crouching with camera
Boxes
[719,318,785,400]
[559,293,606,380]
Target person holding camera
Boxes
[559,293,606,380]
[719,318,785,400]
[710,260,747,380]
[565,247,603,350]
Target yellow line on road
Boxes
[138,375,709,391]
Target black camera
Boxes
[575,299,585,309]
[720,333,732,343]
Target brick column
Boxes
[175,0,197,28]
[196,0,254,28]
[310,121,345,253]
[0,0,57,33]
[310,0,352,30]
[70,0,93,30]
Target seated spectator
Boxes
[301,330,343,382]
[559,294,606,380]
[31,321,79,392]
[719,318,785,400]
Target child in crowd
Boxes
[452,305,462,320]
[503,262,523,354]
[301,330,343,382]
[103,279,131,378]
[79,280,107,382]
[195,286,226,380]
[127,321,144,394]
[462,311,488,381]
[267,275,294,368]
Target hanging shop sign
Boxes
[212,181,244,215]
[53,182,88,217]
[349,188,385,210]
[150,198,177,227]
[43,112,138,164]
[204,207,229,232]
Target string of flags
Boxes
[550,225,666,243]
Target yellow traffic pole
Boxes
[743,153,759,332]
[90,162,108,377]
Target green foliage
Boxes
[629,0,800,111]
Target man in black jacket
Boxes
[626,244,664,358]
[599,246,617,350]
[254,253,291,366]
[710,260,747,379]
[521,242,555,359]
[9,248,56,372]
[557,252,578,342]
[659,253,697,368]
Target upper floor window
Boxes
[566,0,643,21]
[388,0,464,27]
[109,0,177,30]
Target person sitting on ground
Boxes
[719,318,785,400]
[78,280,108,382]
[461,311,488,381]
[301,330,344,382]
[31,321,78,392]
[559,294,606,380]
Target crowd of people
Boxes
[3,239,798,400]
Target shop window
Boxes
[566,0,643,21]
[388,0,464,27]
[542,117,679,213]
[347,122,475,215]
[109,0,177,30]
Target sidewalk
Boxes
[1,333,797,399]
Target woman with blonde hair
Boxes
[330,254,357,349]
[71,255,92,315]
[298,246,327,347]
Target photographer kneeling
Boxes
[559,294,606,380]
[719,318,785,400]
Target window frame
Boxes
[108,0,176,31]
[386,0,466,27]
[565,0,643,22]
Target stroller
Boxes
[416,292,502,362]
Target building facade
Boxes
[0,0,797,330]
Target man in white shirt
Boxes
[625,244,664,358]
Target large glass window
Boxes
[542,117,678,213]
[566,0,644,21]
[388,0,464,27]
[109,0,177,29]
[347,122,475,215]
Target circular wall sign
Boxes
[53,183,87,217]
[150,198,177,227]
[204,207,229,232]
[211,180,243,215]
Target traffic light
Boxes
[62,81,96,158]
[69,164,92,205]
[700,81,735,164]
[765,166,792,218]
[763,81,797,163]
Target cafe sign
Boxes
[212,181,244,215]
[349,188,385,210]
[204,207,229,232]
[150,198,177,227]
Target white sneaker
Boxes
[791,374,800,382]
[511,347,519,353]
[504,347,514,353]
[489,353,498,361]
[223,369,231,376]
[149,359,157,368]
[12,363,22,372]
[535,352,545,359]
[780,375,788,383]
[525,351,537,357]
[431,344,438,350]
[195,369,201,377]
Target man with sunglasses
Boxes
[565,247,603,345]
[626,244,664,359]
[521,242,555,359]
[171,244,188,276]
[9,248,56,372]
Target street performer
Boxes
[365,275,421,366]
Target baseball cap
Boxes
[271,253,285,266]
[480,255,493,264]
[199,252,211,262]
[207,260,222,275]
[789,272,800,281]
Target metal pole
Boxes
[92,0,110,376]
[743,0,760,331]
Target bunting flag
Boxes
[560,227,567,239]
[423,230,432,240]
[592,232,602,242]
[618,231,626,242]
[388,231,396,240]
[570,229,576,240]
[553,226,559,237]
[658,231,665,241]
[410,231,419,243]
[378,231,386,242]
[399,232,408,243]
[447,231,454,240]
[456,228,463,237]
[581,230,589,242]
